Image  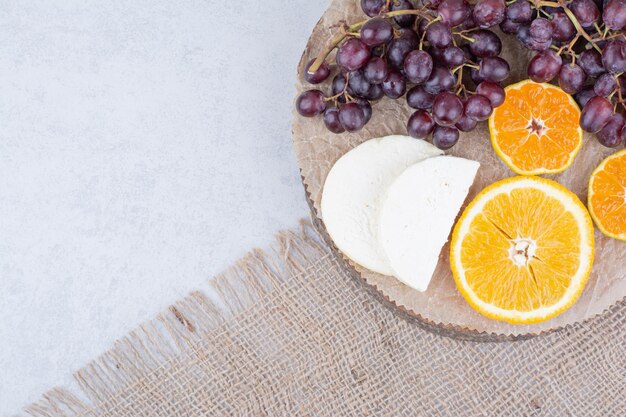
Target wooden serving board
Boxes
[292,0,626,337]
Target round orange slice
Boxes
[450,176,595,324]
[489,80,583,175]
[588,148,626,241]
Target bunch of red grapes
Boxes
[503,0,626,147]
[295,0,626,149]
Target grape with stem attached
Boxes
[478,57,510,82]
[438,0,472,27]
[426,21,453,49]
[469,30,502,57]
[298,0,620,144]
[360,18,394,47]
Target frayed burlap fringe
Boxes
[21,220,329,417]
[21,220,625,416]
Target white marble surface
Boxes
[0,1,328,414]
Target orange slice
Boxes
[588,148,626,241]
[450,176,595,324]
[489,80,583,175]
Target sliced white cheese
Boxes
[321,135,443,275]
[380,155,480,291]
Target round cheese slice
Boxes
[321,135,443,275]
[380,155,480,291]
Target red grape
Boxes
[603,0,626,30]
[432,92,464,126]
[570,0,600,28]
[597,113,625,147]
[364,57,389,84]
[456,113,478,131]
[382,70,407,98]
[478,57,511,82]
[528,50,562,83]
[476,81,505,107]
[407,110,436,139]
[399,28,420,49]
[473,0,506,28]
[578,49,606,78]
[500,19,521,34]
[360,18,394,47]
[361,0,385,17]
[404,50,434,84]
[558,63,587,94]
[574,86,596,108]
[517,24,552,51]
[602,41,626,74]
[470,67,485,84]
[323,107,345,134]
[424,66,456,94]
[304,59,331,84]
[442,46,466,68]
[350,70,374,98]
[529,18,554,43]
[438,0,472,27]
[339,102,366,132]
[296,90,326,117]
[336,38,371,71]
[551,12,576,42]
[506,0,533,24]
[390,0,416,28]
[365,83,384,101]
[426,21,453,48]
[354,98,373,125]
[594,73,617,97]
[464,94,493,121]
[469,30,502,57]
[580,96,614,133]
[406,86,436,110]
[332,74,348,99]
[432,125,460,149]
[387,38,413,69]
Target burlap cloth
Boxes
[23,220,625,416]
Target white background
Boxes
[0,1,327,414]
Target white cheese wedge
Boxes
[321,135,443,275]
[380,155,480,291]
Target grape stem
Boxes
[536,1,601,53]
[307,9,432,74]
